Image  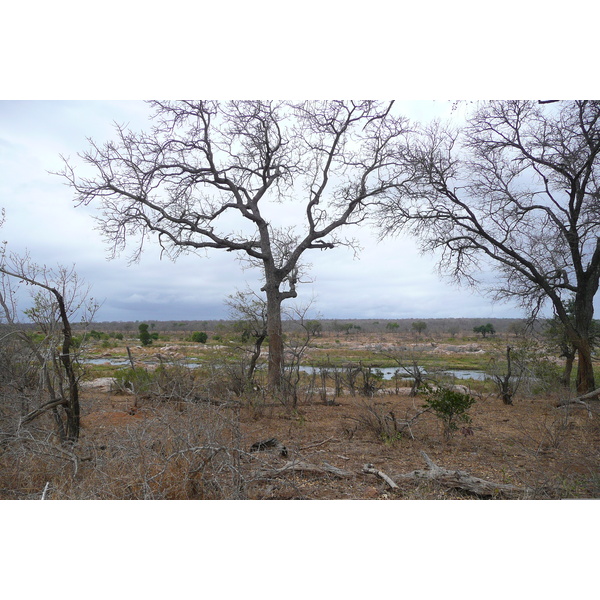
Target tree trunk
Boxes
[570,293,597,394]
[55,289,80,442]
[265,287,284,391]
[560,348,575,388]
[575,341,596,395]
[247,334,266,383]
[503,345,513,405]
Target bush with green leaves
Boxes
[115,367,155,395]
[473,323,495,338]
[139,323,152,346]
[423,386,476,439]
[89,329,109,340]
[191,331,208,344]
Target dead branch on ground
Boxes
[398,451,534,498]
[557,388,600,417]
[256,459,352,480]
[362,464,399,489]
[363,451,534,498]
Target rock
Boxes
[80,377,117,393]
[450,384,471,395]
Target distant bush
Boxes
[191,331,208,344]
[474,323,496,337]
[139,323,152,346]
[89,330,109,340]
[412,321,427,335]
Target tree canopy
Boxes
[378,100,600,393]
[59,101,408,389]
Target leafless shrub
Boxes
[512,413,576,457]
[348,400,426,443]
[0,401,252,499]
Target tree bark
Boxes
[574,340,596,394]
[560,350,575,388]
[501,345,513,405]
[265,286,284,391]
[54,289,79,441]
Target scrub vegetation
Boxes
[2,319,599,500]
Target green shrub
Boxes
[191,331,208,344]
[71,334,84,348]
[423,386,476,439]
[89,330,109,340]
[115,367,154,395]
[139,323,152,346]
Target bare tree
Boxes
[280,300,318,408]
[58,100,407,389]
[225,288,268,385]
[0,230,96,442]
[378,100,600,394]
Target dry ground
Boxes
[13,385,593,500]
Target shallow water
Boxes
[298,365,486,381]
[84,358,486,380]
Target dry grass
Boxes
[2,382,599,500]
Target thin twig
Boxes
[41,482,50,500]
[299,437,338,451]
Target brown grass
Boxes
[2,383,598,500]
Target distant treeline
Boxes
[77,317,531,336]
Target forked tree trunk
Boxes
[247,334,266,383]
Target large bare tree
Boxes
[378,100,600,394]
[59,100,407,389]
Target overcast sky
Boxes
[0,99,541,323]
[1,2,596,324]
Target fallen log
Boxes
[257,460,352,479]
[562,387,600,402]
[556,399,594,417]
[362,464,399,489]
[394,451,533,499]
[556,388,600,417]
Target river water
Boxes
[84,358,486,381]
[298,366,486,381]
